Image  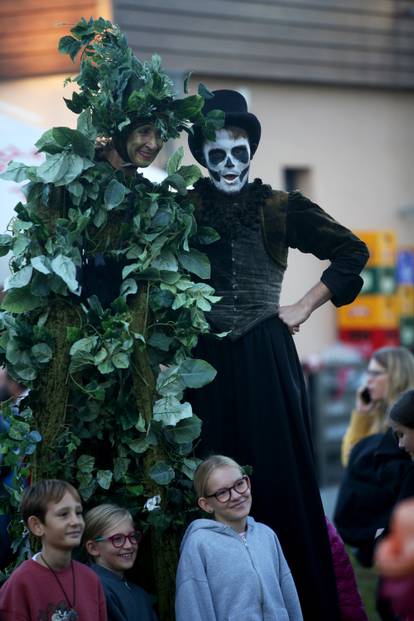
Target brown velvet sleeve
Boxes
[286,191,369,307]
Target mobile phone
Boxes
[360,387,371,405]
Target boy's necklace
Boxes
[40,554,78,619]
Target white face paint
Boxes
[202,129,251,194]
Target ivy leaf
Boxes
[166,415,202,444]
[178,359,217,388]
[193,226,220,245]
[153,397,192,426]
[198,83,214,100]
[0,234,13,257]
[36,153,69,184]
[0,161,30,183]
[176,165,202,187]
[52,127,95,159]
[148,462,175,486]
[77,454,95,474]
[58,35,83,60]
[31,343,53,364]
[152,251,178,272]
[31,256,52,275]
[4,266,33,290]
[167,147,184,176]
[1,287,43,313]
[126,437,150,454]
[177,249,211,279]
[51,255,78,293]
[97,469,113,490]
[113,457,130,482]
[104,179,127,210]
[112,352,130,369]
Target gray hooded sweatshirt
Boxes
[175,516,303,621]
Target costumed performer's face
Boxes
[126,123,163,168]
[202,128,251,194]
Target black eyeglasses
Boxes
[94,531,142,548]
[205,476,250,503]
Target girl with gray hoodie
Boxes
[175,455,303,621]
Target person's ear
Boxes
[85,540,101,559]
[198,497,214,514]
[27,515,45,537]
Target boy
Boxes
[0,479,107,620]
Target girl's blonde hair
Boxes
[83,503,133,545]
[193,455,244,499]
[371,347,414,430]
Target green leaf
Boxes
[148,462,175,486]
[126,437,150,454]
[152,251,178,272]
[113,457,130,482]
[183,71,192,94]
[13,236,31,257]
[76,110,98,141]
[51,255,78,293]
[153,397,192,426]
[58,35,82,61]
[1,287,43,313]
[31,343,53,364]
[167,147,184,176]
[104,179,127,210]
[31,256,51,275]
[166,415,202,444]
[0,161,30,183]
[179,359,217,388]
[198,83,214,99]
[112,352,130,369]
[4,266,33,290]
[194,226,220,245]
[36,153,69,184]
[97,469,113,490]
[177,249,210,279]
[52,127,95,159]
[164,173,187,196]
[176,165,202,187]
[77,454,95,474]
[0,234,13,257]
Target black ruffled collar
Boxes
[194,177,272,238]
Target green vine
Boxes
[0,18,223,617]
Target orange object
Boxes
[397,285,414,317]
[355,230,397,267]
[337,294,399,330]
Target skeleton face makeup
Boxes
[202,128,251,194]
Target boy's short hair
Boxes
[21,479,81,525]
[389,389,414,429]
[193,455,243,499]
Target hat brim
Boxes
[188,112,261,167]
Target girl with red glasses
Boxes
[84,504,158,621]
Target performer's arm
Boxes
[278,281,331,332]
[279,191,369,332]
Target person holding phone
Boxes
[341,346,414,467]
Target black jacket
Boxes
[334,428,414,566]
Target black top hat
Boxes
[188,89,261,167]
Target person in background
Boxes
[341,346,414,467]
[84,503,158,621]
[375,496,414,621]
[325,516,368,621]
[175,454,303,621]
[0,478,107,620]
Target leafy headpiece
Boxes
[59,17,217,142]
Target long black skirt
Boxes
[188,315,341,621]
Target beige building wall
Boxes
[184,76,414,360]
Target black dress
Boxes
[188,179,369,621]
